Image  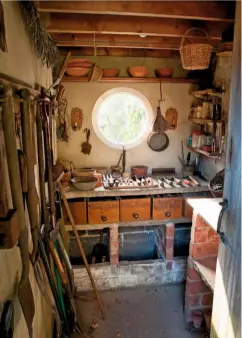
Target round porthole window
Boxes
[92,88,153,149]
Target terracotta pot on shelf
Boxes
[128,66,148,78]
[66,67,89,77]
[102,68,120,77]
[68,58,92,68]
[131,165,148,177]
[192,311,203,329]
[155,68,173,78]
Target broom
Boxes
[152,81,170,133]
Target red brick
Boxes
[207,228,219,243]
[193,213,209,228]
[190,242,219,259]
[166,248,173,261]
[166,261,173,270]
[193,228,209,243]
[110,254,119,265]
[186,294,200,306]
[166,224,175,237]
[200,293,213,306]
[110,240,119,255]
[187,266,202,281]
[166,237,174,250]
[186,279,211,295]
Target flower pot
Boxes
[192,311,203,329]
[131,165,148,177]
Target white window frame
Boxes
[92,87,153,149]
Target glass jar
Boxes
[196,105,203,118]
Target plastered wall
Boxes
[0,2,52,338]
[57,82,195,173]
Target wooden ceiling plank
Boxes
[58,47,181,58]
[42,13,230,40]
[53,33,219,50]
[38,1,235,22]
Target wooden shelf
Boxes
[192,257,217,291]
[187,145,221,160]
[64,218,192,231]
[192,89,222,99]
[189,117,223,125]
[216,51,233,57]
[61,76,199,84]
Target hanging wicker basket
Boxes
[180,28,212,70]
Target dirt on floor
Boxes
[73,284,201,338]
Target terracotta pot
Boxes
[92,167,108,176]
[128,66,148,78]
[204,310,212,330]
[61,171,71,190]
[94,173,103,187]
[66,67,89,77]
[131,165,148,177]
[68,58,92,68]
[102,68,120,77]
[192,311,203,329]
[155,68,173,78]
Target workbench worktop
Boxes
[186,197,223,231]
[64,176,209,199]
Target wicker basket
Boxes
[88,63,103,83]
[180,28,212,70]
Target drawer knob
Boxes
[165,212,171,217]
[133,213,139,219]
[101,216,107,222]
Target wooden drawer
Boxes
[153,196,182,220]
[88,198,119,224]
[184,200,193,219]
[120,197,151,222]
[62,199,87,225]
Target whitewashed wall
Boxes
[57,82,195,174]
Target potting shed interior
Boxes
[0,1,240,338]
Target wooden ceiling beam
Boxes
[41,13,230,40]
[58,47,181,58]
[53,33,220,50]
[38,1,235,23]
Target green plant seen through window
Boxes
[97,93,147,144]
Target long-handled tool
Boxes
[56,175,106,320]
[219,121,226,154]
[2,86,34,338]
[212,121,217,153]
[19,89,39,262]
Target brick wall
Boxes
[185,213,219,323]
[154,223,175,261]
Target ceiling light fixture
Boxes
[139,33,148,38]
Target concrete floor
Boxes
[73,284,201,338]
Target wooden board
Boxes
[120,197,151,222]
[62,199,87,225]
[38,1,235,22]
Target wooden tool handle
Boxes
[58,181,106,319]
[58,52,71,80]
[221,121,226,137]
[48,240,68,285]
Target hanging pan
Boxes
[147,132,169,152]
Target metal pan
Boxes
[147,132,169,152]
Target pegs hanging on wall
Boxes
[165,107,178,130]
[71,107,83,131]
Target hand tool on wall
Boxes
[81,128,92,155]
[181,140,185,164]
[2,86,34,338]
[186,152,191,165]
[56,173,106,320]
[122,147,126,173]
[19,89,39,262]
